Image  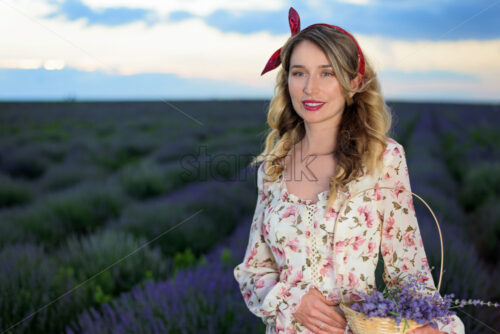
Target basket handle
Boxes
[331,186,443,304]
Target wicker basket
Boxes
[332,186,444,334]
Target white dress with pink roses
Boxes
[233,138,465,334]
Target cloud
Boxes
[380,75,499,103]
[357,36,500,77]
[44,0,156,27]
[77,0,286,16]
[0,2,286,87]
[337,0,373,5]
[43,0,500,40]
[0,0,499,102]
[380,69,478,82]
[167,10,195,22]
[45,0,287,26]
[378,69,497,103]
[204,0,500,40]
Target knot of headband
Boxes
[261,7,366,79]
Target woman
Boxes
[233,7,465,334]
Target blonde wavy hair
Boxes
[251,25,394,211]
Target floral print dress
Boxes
[233,138,465,334]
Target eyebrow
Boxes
[290,64,332,69]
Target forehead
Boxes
[289,40,330,67]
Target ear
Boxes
[349,73,363,98]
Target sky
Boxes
[0,0,499,103]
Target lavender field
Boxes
[0,100,498,333]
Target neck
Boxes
[299,126,338,157]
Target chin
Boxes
[302,114,328,123]
[307,111,343,124]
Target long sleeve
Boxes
[378,142,465,334]
[233,161,314,328]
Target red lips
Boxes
[302,99,325,111]
[303,99,323,103]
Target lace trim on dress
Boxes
[278,157,330,206]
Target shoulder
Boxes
[382,137,407,167]
[256,158,284,192]
[258,160,266,174]
[256,160,267,190]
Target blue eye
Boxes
[322,72,334,77]
[292,72,304,77]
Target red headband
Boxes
[261,7,365,79]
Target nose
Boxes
[303,74,319,95]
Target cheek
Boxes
[288,80,302,97]
[329,81,343,98]
[288,85,303,114]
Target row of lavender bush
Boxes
[406,109,499,332]
[0,177,256,333]
[65,221,265,334]
[65,105,499,333]
[0,101,497,332]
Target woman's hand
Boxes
[292,287,350,334]
[407,324,446,334]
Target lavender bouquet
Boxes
[347,271,499,333]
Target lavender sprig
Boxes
[350,272,453,332]
[449,296,500,309]
[350,271,500,332]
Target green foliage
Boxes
[4,152,48,180]
[398,113,421,149]
[39,122,71,142]
[465,196,500,264]
[220,248,232,264]
[118,160,167,199]
[93,285,113,305]
[0,244,86,333]
[469,124,500,149]
[459,161,500,211]
[173,248,198,275]
[115,181,249,258]
[89,135,155,171]
[118,160,190,200]
[116,201,216,256]
[0,174,32,208]
[441,131,467,182]
[55,229,171,297]
[10,182,126,247]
